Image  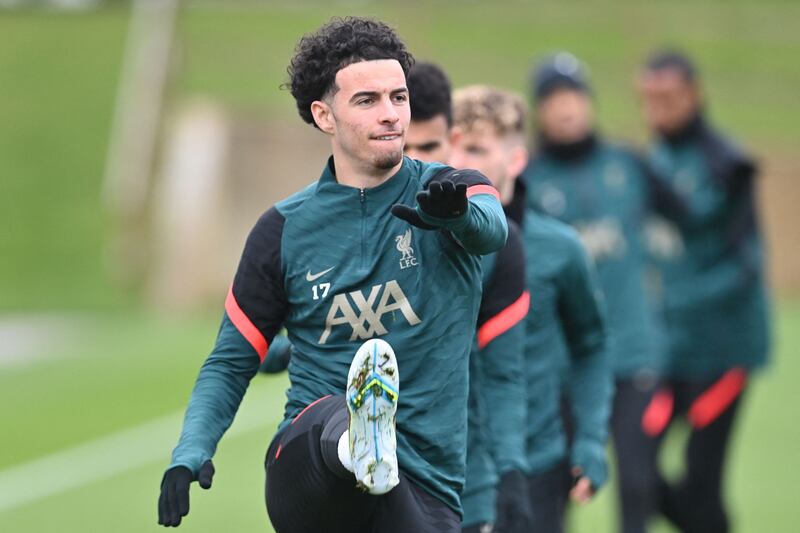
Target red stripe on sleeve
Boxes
[688,368,747,429]
[477,291,530,349]
[642,388,674,437]
[225,286,269,362]
[466,184,501,200]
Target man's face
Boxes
[638,68,700,136]
[450,126,526,204]
[404,115,452,164]
[321,59,411,173]
[536,88,593,144]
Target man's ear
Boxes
[311,100,335,134]
[507,144,530,180]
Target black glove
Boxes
[391,180,468,230]
[494,469,533,533]
[157,460,214,527]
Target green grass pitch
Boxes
[0,301,798,532]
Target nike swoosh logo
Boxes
[306,267,334,282]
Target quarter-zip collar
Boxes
[317,156,414,272]
[318,155,412,205]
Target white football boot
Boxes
[345,338,400,494]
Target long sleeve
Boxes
[421,168,508,255]
[169,315,261,473]
[475,221,530,474]
[556,237,613,489]
[168,207,289,475]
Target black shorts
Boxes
[264,394,460,533]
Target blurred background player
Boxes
[406,63,533,533]
[637,50,771,533]
[522,52,674,533]
[157,17,508,532]
[451,85,613,533]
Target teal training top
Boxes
[168,156,508,515]
[256,224,529,528]
[522,136,663,377]
[462,220,529,527]
[519,206,613,489]
[645,116,771,378]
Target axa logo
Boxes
[395,229,418,269]
[319,280,421,344]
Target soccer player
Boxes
[405,64,532,533]
[404,61,455,163]
[521,53,673,533]
[156,17,508,532]
[637,50,771,533]
[451,85,613,533]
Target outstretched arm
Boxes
[159,207,289,527]
[392,167,508,255]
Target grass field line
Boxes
[0,385,278,512]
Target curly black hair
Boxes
[407,62,452,127]
[287,17,415,128]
